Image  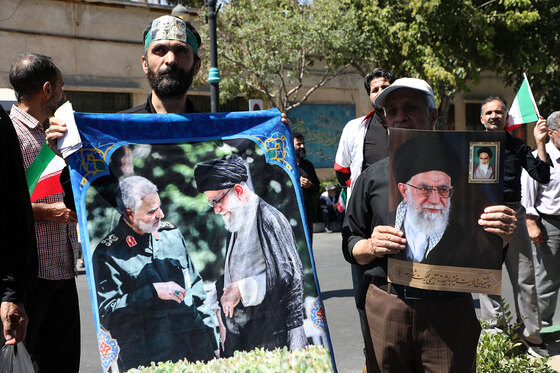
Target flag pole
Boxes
[523,72,540,117]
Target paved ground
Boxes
[77,231,560,372]
[312,232,560,373]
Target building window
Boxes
[465,103,485,131]
[64,91,131,113]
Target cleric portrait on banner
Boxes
[387,128,506,295]
[64,109,334,372]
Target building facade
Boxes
[0,0,530,174]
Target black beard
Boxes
[296,148,306,159]
[147,63,194,99]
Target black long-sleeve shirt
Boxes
[504,132,551,203]
[1,106,38,303]
[298,158,320,227]
[341,158,390,280]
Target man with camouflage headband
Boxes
[124,15,202,114]
[47,14,291,142]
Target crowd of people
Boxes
[2,10,560,373]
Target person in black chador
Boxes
[293,132,320,241]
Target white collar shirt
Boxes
[521,141,560,216]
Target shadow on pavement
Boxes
[321,289,354,300]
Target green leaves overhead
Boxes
[198,0,559,119]
[199,0,367,112]
[350,0,558,125]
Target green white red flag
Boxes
[26,143,65,202]
[336,188,346,214]
[505,73,540,132]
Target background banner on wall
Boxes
[65,109,334,372]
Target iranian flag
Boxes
[26,143,65,202]
[505,73,540,132]
[336,188,346,214]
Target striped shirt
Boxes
[11,105,78,280]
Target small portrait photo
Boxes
[469,142,499,183]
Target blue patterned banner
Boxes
[66,109,335,372]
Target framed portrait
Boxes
[469,142,500,183]
[387,129,506,295]
[65,109,334,372]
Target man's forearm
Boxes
[32,201,77,223]
[526,214,539,229]
[352,239,375,265]
[32,203,54,220]
[536,140,547,162]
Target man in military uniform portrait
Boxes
[194,155,307,357]
[92,175,218,371]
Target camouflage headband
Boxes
[144,15,199,56]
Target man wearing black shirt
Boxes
[293,132,320,243]
[47,15,291,139]
[334,69,394,361]
[478,96,551,357]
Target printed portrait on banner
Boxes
[387,129,506,295]
[469,142,500,183]
[65,110,333,372]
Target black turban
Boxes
[194,155,248,192]
[477,146,493,158]
[392,136,460,185]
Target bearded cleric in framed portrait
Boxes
[387,129,506,294]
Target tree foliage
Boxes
[198,0,369,112]
[349,0,552,128]
[489,1,560,117]
[199,0,559,123]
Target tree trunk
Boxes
[435,92,454,131]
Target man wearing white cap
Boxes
[342,77,517,372]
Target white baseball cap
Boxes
[374,77,435,109]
